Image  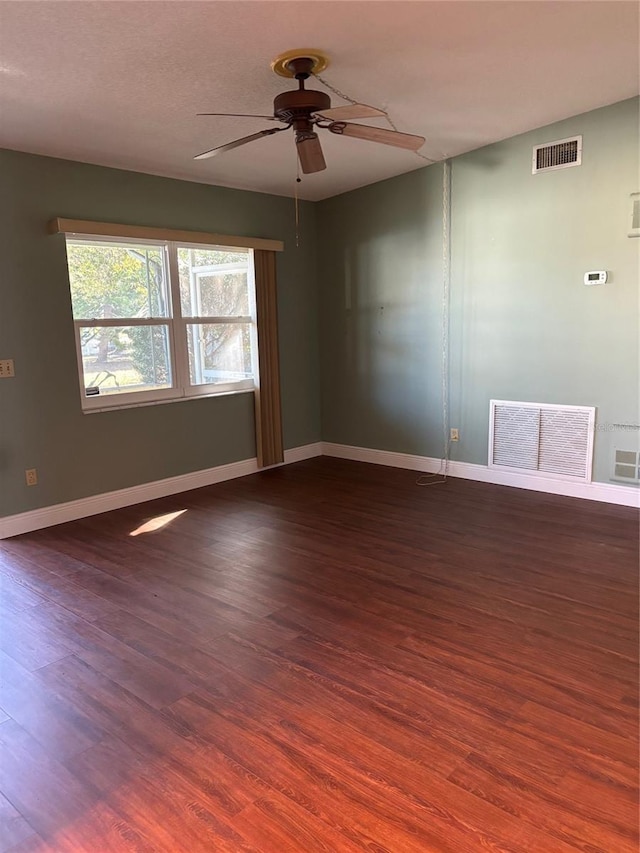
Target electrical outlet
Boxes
[450,428,460,442]
[25,468,38,486]
[0,359,15,378]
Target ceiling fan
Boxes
[194,50,426,174]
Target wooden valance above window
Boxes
[48,218,284,253]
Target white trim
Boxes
[82,386,254,415]
[0,443,323,539]
[322,442,441,474]
[321,443,640,508]
[281,442,324,465]
[2,439,635,540]
[75,318,171,328]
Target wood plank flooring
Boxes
[0,457,637,852]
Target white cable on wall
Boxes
[417,159,452,486]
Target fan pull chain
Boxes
[293,153,301,248]
[313,72,437,165]
[294,183,300,248]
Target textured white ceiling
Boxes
[0,1,637,201]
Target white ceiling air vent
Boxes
[489,400,595,481]
[532,135,582,174]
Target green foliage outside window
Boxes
[67,243,168,385]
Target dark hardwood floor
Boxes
[0,457,638,852]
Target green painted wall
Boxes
[0,151,320,517]
[3,97,638,519]
[318,98,640,486]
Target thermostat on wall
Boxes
[583,271,608,286]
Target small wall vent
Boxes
[612,449,640,484]
[532,136,582,174]
[489,400,595,481]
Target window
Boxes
[65,236,257,410]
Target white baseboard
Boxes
[321,442,640,508]
[280,442,324,465]
[2,438,635,539]
[0,442,323,539]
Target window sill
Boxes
[81,385,255,414]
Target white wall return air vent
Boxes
[532,135,582,174]
[489,400,595,482]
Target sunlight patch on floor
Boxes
[129,509,187,536]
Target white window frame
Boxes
[67,234,258,412]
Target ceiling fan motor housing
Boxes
[273,89,331,124]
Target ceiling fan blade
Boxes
[197,113,277,120]
[329,122,425,151]
[316,104,386,121]
[296,133,326,174]
[194,127,286,160]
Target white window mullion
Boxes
[179,315,252,325]
[167,242,190,394]
[73,317,169,328]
